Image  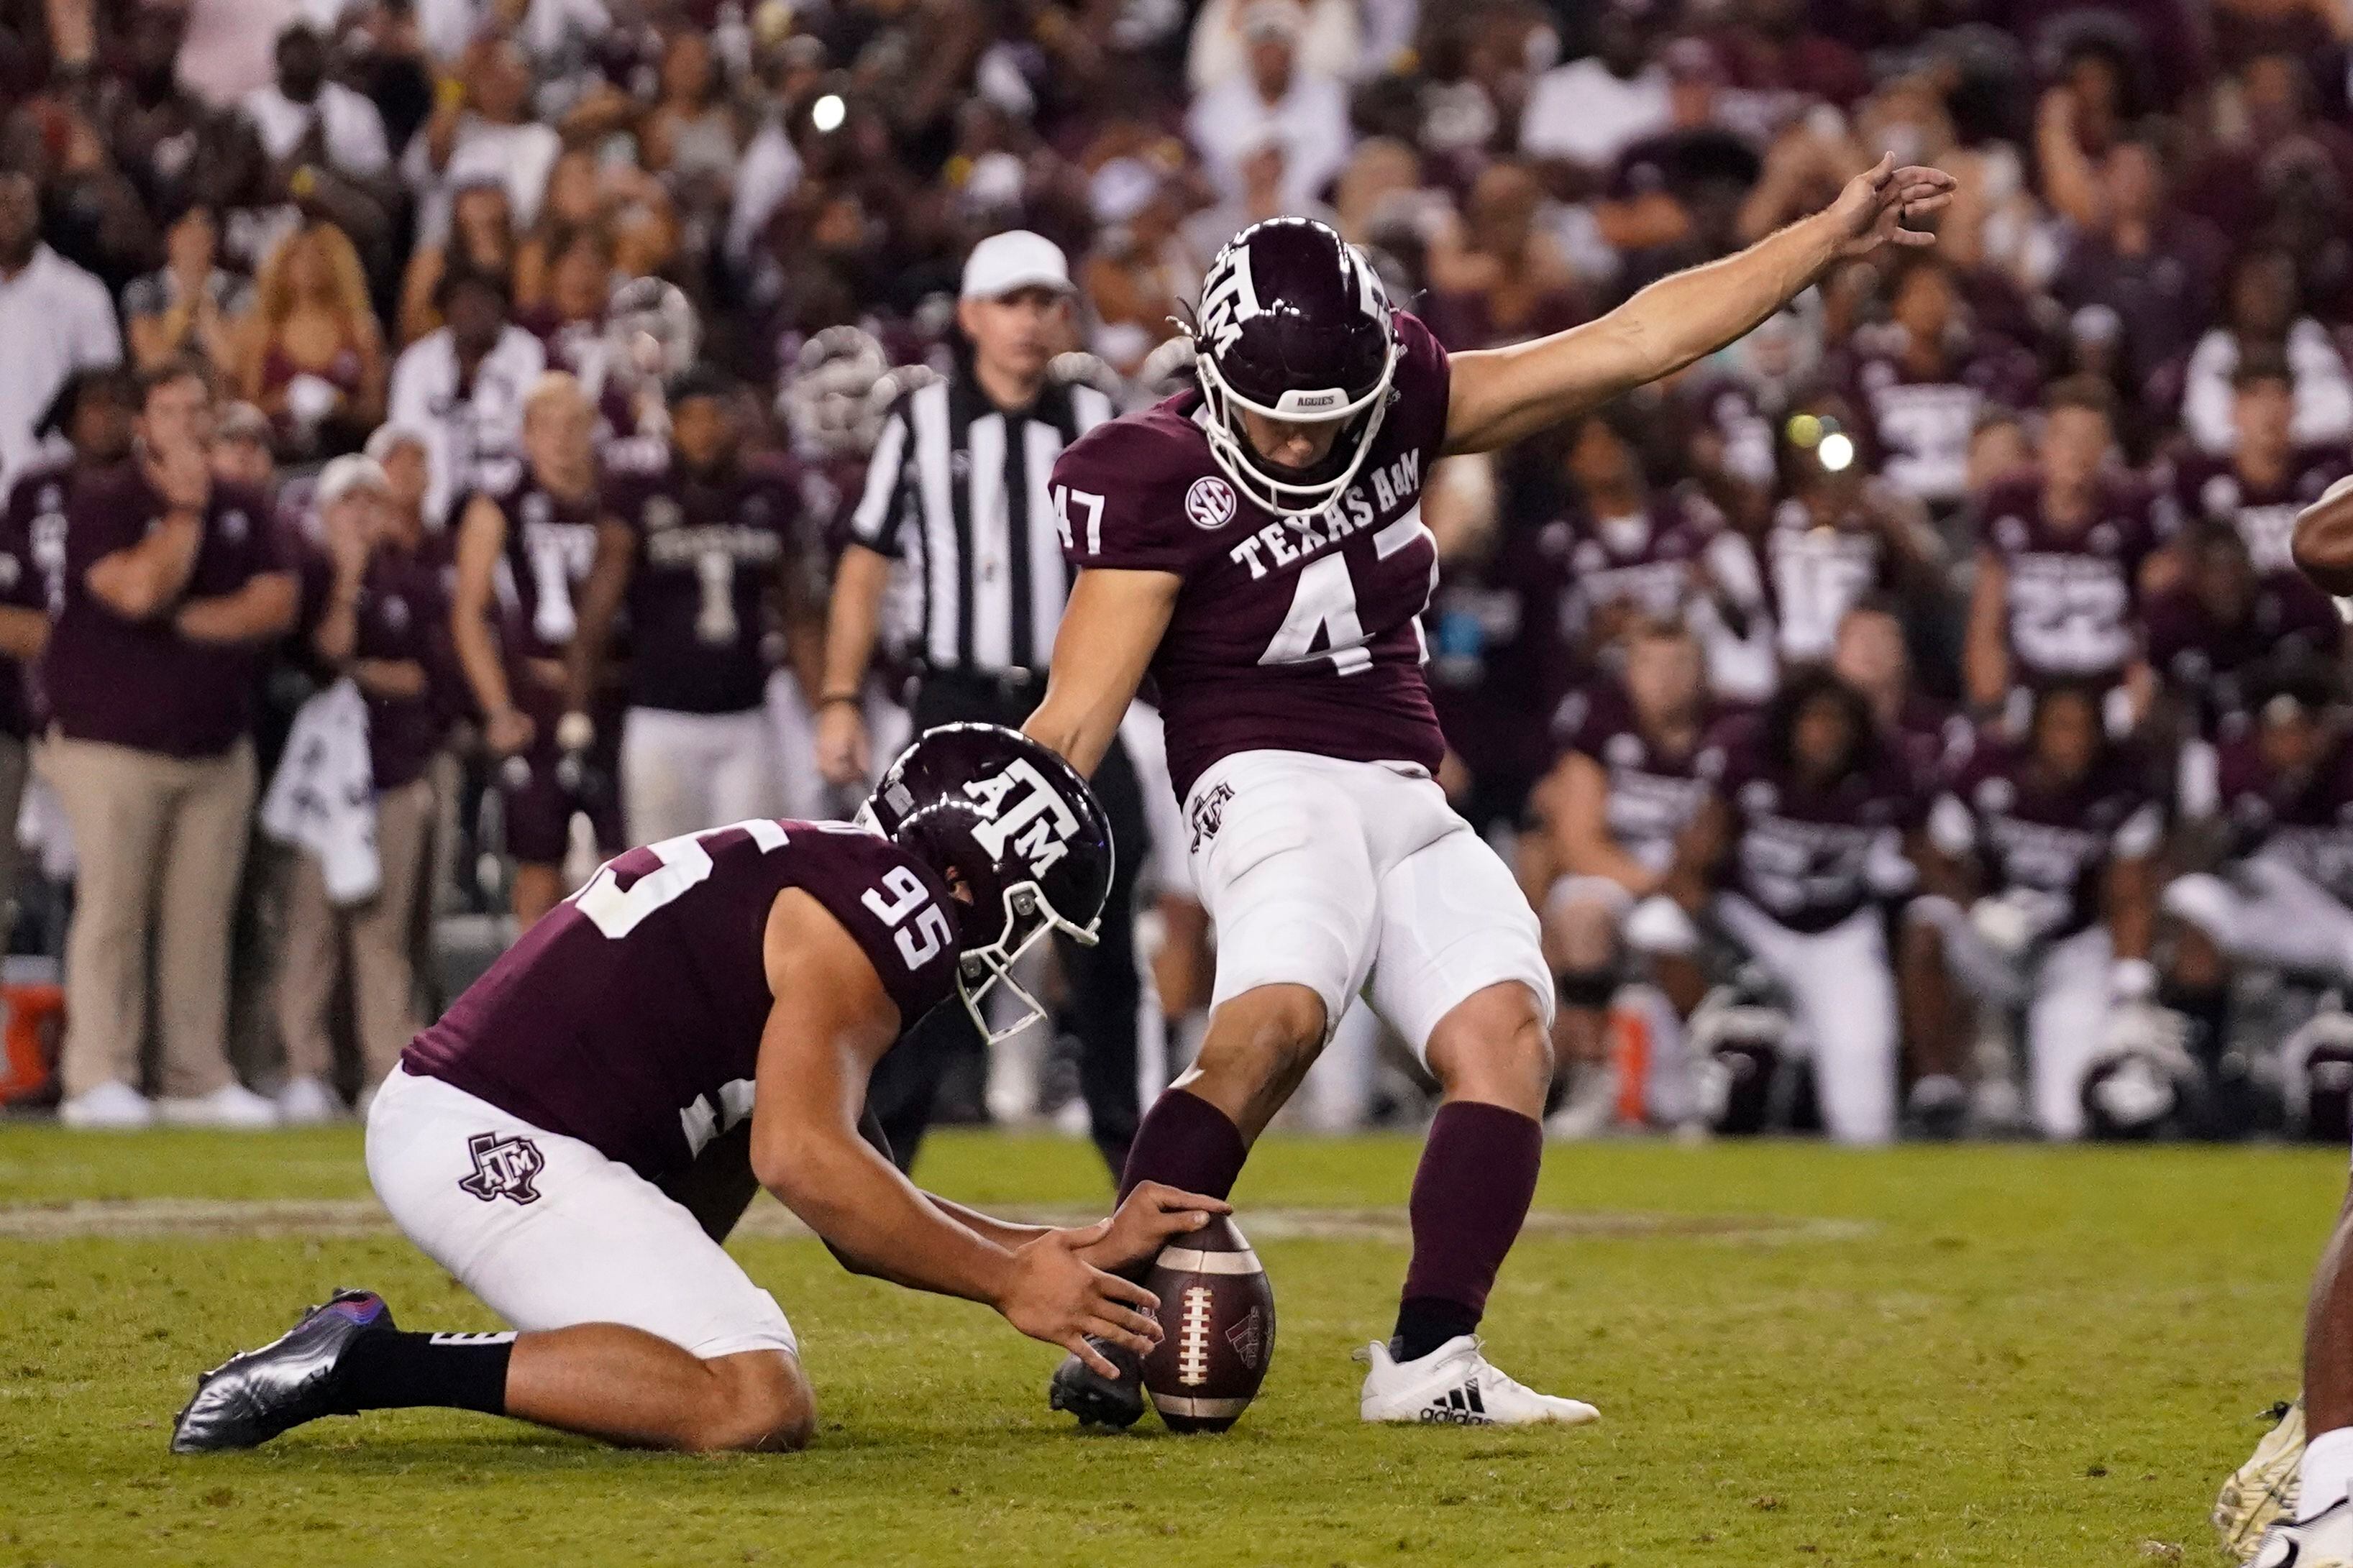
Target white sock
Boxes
[2302,1426,2353,1521]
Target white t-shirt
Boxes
[1520,58,1671,169]
[240,81,393,177]
[403,115,563,247]
[1185,70,1351,213]
[0,247,123,492]
[387,324,548,526]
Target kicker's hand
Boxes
[995,1221,1163,1375]
[1827,153,1957,258]
[1077,1181,1233,1273]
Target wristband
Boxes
[817,692,862,710]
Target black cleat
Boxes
[1048,1339,1146,1430]
[171,1289,396,1453]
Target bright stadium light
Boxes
[811,93,846,133]
[1819,431,1855,472]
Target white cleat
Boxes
[158,1083,280,1129]
[1357,1336,1599,1427]
[2219,1398,2307,1563]
[2251,1496,2353,1568]
[275,1076,343,1126]
[58,1079,155,1129]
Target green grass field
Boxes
[1,1127,2339,1567]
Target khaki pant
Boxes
[42,735,257,1099]
[276,776,437,1092]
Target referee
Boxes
[815,230,1148,1180]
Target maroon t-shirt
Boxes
[2156,447,2348,616]
[1702,712,1926,933]
[294,536,457,790]
[1975,472,2166,687]
[1426,514,1577,794]
[1553,492,1722,646]
[404,820,959,1182]
[1552,679,1712,874]
[1842,337,2041,505]
[46,470,284,758]
[2212,731,2353,903]
[1052,310,1453,801]
[1929,735,2162,939]
[2145,580,2342,739]
[606,457,798,715]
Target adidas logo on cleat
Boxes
[1418,1383,1493,1425]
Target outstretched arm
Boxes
[1442,155,1957,456]
[747,890,1176,1374]
[1022,566,1181,777]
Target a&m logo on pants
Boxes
[457,1132,547,1205]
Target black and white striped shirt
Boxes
[848,370,1115,677]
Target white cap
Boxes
[316,454,389,508]
[959,229,1073,301]
[363,423,428,462]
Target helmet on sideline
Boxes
[862,724,1113,1042]
[1187,216,1401,520]
[780,325,890,458]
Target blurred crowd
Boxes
[6,0,2353,1142]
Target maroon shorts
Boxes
[501,678,626,866]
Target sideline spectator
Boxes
[0,172,122,491]
[42,361,296,1129]
[401,34,562,249]
[237,223,387,460]
[238,24,393,184]
[1185,3,1348,216]
[125,204,249,373]
[275,454,452,1122]
[386,267,546,527]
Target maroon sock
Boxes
[1118,1087,1249,1203]
[1394,1101,1543,1362]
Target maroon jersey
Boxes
[0,462,70,740]
[1554,492,1722,647]
[1702,713,1925,932]
[1929,737,2162,939]
[1051,310,1453,800]
[1553,680,1711,874]
[1977,472,2165,685]
[1844,338,2041,505]
[46,470,284,758]
[295,536,457,789]
[2144,581,2342,739]
[404,820,959,1182]
[1427,515,1576,799]
[607,458,798,715]
[2157,448,2348,620]
[486,469,605,664]
[2211,730,2353,902]
[1888,692,1974,792]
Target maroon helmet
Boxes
[862,724,1114,1041]
[1189,216,1401,518]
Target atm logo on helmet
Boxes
[1197,246,1264,357]
[964,761,1080,876]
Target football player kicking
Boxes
[170,725,1225,1456]
[1024,155,1955,1427]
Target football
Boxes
[1141,1216,1276,1433]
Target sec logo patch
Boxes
[1186,475,1238,531]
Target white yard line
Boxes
[0,1197,1872,1244]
